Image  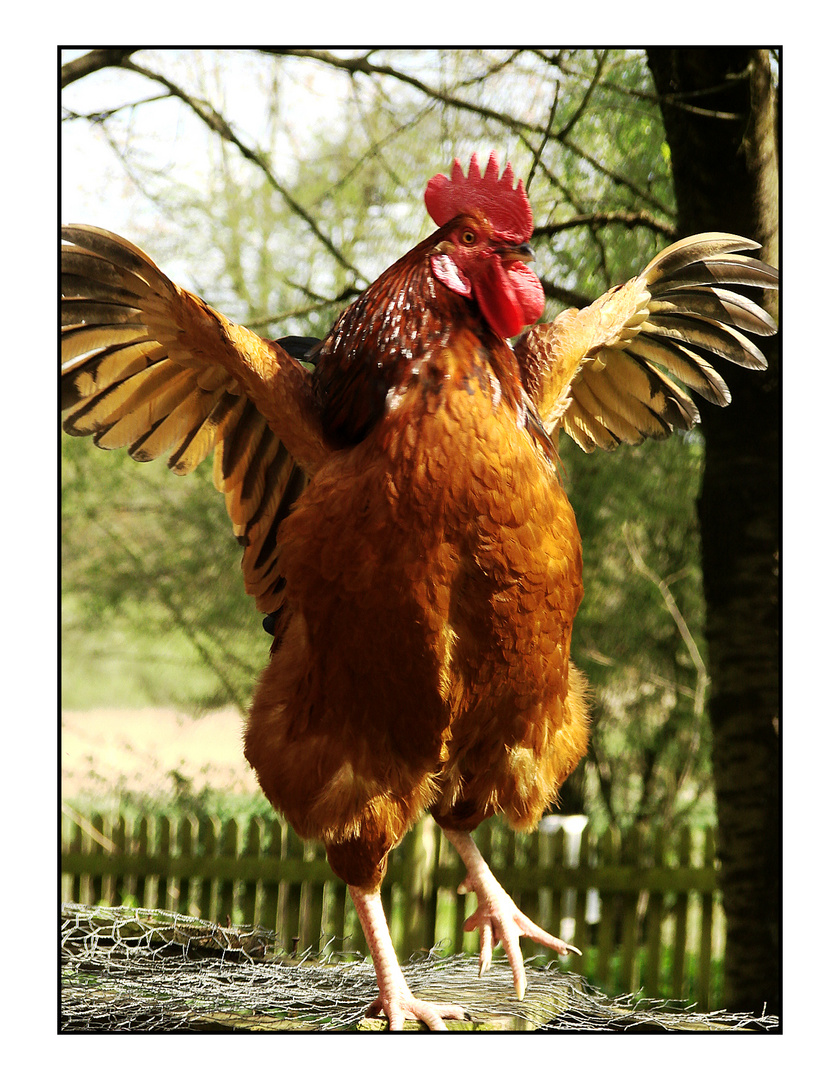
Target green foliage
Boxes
[65,777,274,824]
[62,434,265,713]
[562,433,713,829]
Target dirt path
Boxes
[61,707,262,801]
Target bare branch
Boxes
[63,95,172,124]
[525,78,561,191]
[534,210,677,241]
[536,49,750,119]
[556,49,608,141]
[540,280,596,311]
[61,48,139,88]
[61,803,118,852]
[622,524,708,719]
[113,57,366,285]
[270,48,673,216]
[246,287,361,334]
[563,135,674,217]
[262,48,536,134]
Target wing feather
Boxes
[61,224,328,613]
[516,232,777,451]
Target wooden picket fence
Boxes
[61,808,725,1009]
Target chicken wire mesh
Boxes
[61,904,778,1032]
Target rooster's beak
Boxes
[494,240,536,264]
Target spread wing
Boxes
[61,225,328,614]
[515,233,778,451]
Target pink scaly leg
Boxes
[348,885,466,1031]
[443,828,581,1000]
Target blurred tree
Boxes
[647,45,779,1017]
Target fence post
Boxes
[403,817,437,957]
[672,825,691,999]
[595,825,619,991]
[218,819,238,925]
[643,826,665,998]
[152,815,171,912]
[300,839,325,952]
[697,827,716,1010]
[111,816,127,907]
[570,823,591,975]
[619,824,641,993]
[241,817,261,926]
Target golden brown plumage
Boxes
[61,152,777,1029]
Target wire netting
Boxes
[61,903,778,1032]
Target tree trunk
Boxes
[646,48,779,1016]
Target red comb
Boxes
[424,152,533,243]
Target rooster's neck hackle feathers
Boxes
[312,234,454,446]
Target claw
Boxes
[366,993,466,1031]
[445,828,580,995]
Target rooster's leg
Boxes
[348,885,466,1031]
[443,828,581,1000]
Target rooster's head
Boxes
[424,152,545,341]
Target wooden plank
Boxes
[110,816,127,907]
[344,885,366,956]
[595,827,618,991]
[538,827,560,952]
[91,812,109,905]
[403,818,436,956]
[570,824,590,977]
[129,815,149,909]
[281,825,303,955]
[65,817,82,904]
[59,845,718,896]
[644,827,665,999]
[197,816,216,920]
[241,817,260,926]
[217,819,237,924]
[671,825,691,1000]
[619,825,640,993]
[422,824,442,950]
[151,815,171,912]
[175,814,196,915]
[697,828,715,1011]
[518,829,539,959]
[261,818,283,936]
[300,839,325,952]
[321,880,347,954]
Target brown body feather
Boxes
[244,311,588,888]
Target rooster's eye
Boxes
[461,230,476,245]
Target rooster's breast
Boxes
[246,350,584,839]
[294,350,581,712]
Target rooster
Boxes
[61,152,777,1030]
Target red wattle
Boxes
[474,257,545,340]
